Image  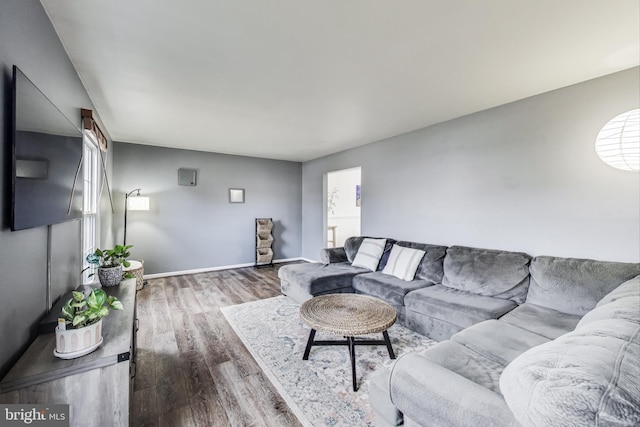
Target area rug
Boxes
[221,296,436,427]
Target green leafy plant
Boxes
[86,245,133,268]
[85,245,134,279]
[61,288,123,329]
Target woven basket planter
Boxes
[124,259,145,290]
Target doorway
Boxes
[326,167,361,248]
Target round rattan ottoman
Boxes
[299,293,397,391]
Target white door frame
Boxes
[324,167,361,248]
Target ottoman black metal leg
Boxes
[348,336,357,391]
[383,330,396,359]
[302,329,316,360]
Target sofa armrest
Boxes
[320,247,348,264]
[389,353,519,427]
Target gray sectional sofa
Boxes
[277,236,640,426]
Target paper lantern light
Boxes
[595,109,639,171]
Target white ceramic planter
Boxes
[54,319,103,358]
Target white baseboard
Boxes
[143,257,311,279]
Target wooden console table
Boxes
[0,278,137,426]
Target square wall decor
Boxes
[178,168,197,186]
[229,188,245,203]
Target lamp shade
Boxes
[595,108,639,171]
[127,196,149,211]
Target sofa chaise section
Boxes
[279,236,394,304]
[279,262,370,304]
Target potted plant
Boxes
[86,245,133,287]
[54,288,123,358]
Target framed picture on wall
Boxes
[229,188,245,203]
[356,185,361,207]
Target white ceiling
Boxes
[40,0,639,162]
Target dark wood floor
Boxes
[133,263,304,427]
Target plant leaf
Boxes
[94,289,107,307]
[72,313,88,327]
[108,296,123,311]
[71,301,86,309]
[72,291,84,302]
[86,289,98,310]
[61,300,74,321]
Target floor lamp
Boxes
[124,188,149,246]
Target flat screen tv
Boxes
[11,66,84,231]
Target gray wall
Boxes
[112,142,302,274]
[303,67,640,263]
[0,0,113,377]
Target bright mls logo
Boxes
[0,405,69,427]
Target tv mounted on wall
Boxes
[11,65,84,231]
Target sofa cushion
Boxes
[577,296,640,329]
[369,371,402,426]
[500,319,640,427]
[396,241,447,284]
[406,310,464,341]
[352,272,432,306]
[344,236,367,263]
[320,246,347,264]
[499,303,580,340]
[420,340,506,393]
[575,276,640,330]
[352,238,387,271]
[596,275,640,307]
[405,284,518,330]
[526,256,640,316]
[451,320,550,366]
[390,351,520,427]
[382,245,426,281]
[442,246,531,303]
[278,262,368,296]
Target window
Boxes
[82,131,100,283]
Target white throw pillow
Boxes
[382,245,426,281]
[351,238,387,271]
